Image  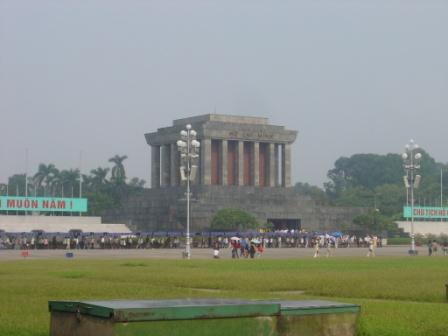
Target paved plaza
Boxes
[0,246,432,261]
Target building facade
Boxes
[104,114,365,231]
[146,114,296,190]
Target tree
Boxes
[90,167,110,190]
[0,183,7,195]
[81,174,93,193]
[374,184,405,217]
[1,157,150,217]
[109,155,128,184]
[324,157,352,197]
[325,154,403,197]
[320,148,448,235]
[60,169,80,197]
[33,163,58,196]
[210,208,260,231]
[353,209,400,235]
[333,186,373,208]
[8,174,26,196]
[128,177,146,188]
[85,191,116,216]
[294,182,329,205]
[49,168,61,196]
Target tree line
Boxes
[2,148,446,234]
[0,155,145,216]
[295,148,448,234]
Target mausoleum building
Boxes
[146,114,296,189]
[104,114,365,231]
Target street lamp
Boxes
[402,139,422,255]
[177,124,200,259]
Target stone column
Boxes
[268,143,276,187]
[220,140,228,186]
[151,145,160,189]
[201,138,211,185]
[252,142,259,186]
[161,144,171,187]
[282,143,292,187]
[236,141,244,186]
[275,144,280,186]
[170,143,178,187]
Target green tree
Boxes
[49,167,61,196]
[128,177,146,188]
[109,155,128,184]
[2,158,150,217]
[325,153,403,197]
[85,191,116,216]
[324,149,446,220]
[353,209,400,235]
[8,174,26,196]
[374,184,405,217]
[0,183,7,195]
[210,208,260,231]
[294,182,329,205]
[333,186,372,207]
[81,174,93,193]
[33,163,57,196]
[60,169,80,197]
[90,167,110,190]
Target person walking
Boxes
[249,242,256,258]
[313,237,320,258]
[442,242,448,256]
[431,240,438,255]
[256,243,264,258]
[367,235,377,257]
[325,238,332,257]
[213,240,220,259]
[239,238,248,258]
[230,239,239,259]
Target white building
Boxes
[396,221,448,236]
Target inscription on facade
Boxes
[228,130,274,140]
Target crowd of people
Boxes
[0,231,383,251]
[427,240,448,256]
[1,230,447,257]
[0,233,179,250]
[212,237,264,259]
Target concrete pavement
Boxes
[0,246,433,261]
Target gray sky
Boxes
[1,0,447,188]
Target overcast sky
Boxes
[1,0,447,188]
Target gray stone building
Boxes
[104,114,365,231]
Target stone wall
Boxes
[102,186,366,232]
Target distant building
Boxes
[104,114,365,231]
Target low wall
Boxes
[0,215,101,225]
[396,221,448,235]
[0,215,131,233]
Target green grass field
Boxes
[0,257,447,336]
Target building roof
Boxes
[145,113,297,146]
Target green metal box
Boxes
[274,300,360,336]
[49,299,280,336]
[49,299,360,336]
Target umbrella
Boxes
[230,237,241,241]
[251,239,261,244]
[330,231,343,238]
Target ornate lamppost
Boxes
[177,124,200,259]
[402,139,422,255]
